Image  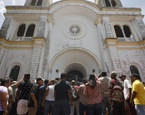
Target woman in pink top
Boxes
[84,74,103,115]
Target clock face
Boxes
[63,21,87,40]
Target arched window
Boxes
[37,0,42,6]
[26,24,35,37]
[123,25,132,38]
[130,65,141,80]
[111,0,117,7]
[17,24,26,37]
[9,65,20,81]
[114,25,123,37]
[105,0,111,7]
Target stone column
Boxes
[135,18,145,39]
[29,38,45,80]
[102,17,114,38]
[0,17,12,38]
[36,16,47,38]
[41,14,54,79]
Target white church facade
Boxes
[0,0,145,82]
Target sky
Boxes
[0,0,145,28]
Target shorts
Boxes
[17,99,28,114]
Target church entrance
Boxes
[66,70,84,82]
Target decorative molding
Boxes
[63,20,87,40]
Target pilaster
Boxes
[29,38,45,80]
[0,17,12,38]
[95,17,107,72]
[0,47,6,67]
[36,16,47,38]
[105,38,122,74]
[135,18,145,39]
[116,0,123,7]
[41,14,54,79]
[102,17,114,38]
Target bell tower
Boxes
[97,0,123,7]
[24,0,51,7]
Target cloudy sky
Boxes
[0,0,145,28]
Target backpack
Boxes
[110,85,124,102]
[72,86,79,101]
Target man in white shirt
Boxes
[119,75,136,115]
[119,75,132,100]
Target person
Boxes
[9,78,23,115]
[42,79,56,115]
[84,74,103,115]
[130,74,145,115]
[119,75,136,115]
[28,77,43,115]
[16,74,33,115]
[37,79,49,115]
[54,73,72,115]
[98,72,112,115]
[108,71,125,115]
[0,78,10,115]
[7,78,13,113]
[70,80,80,115]
[78,78,87,115]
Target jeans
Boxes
[70,100,79,115]
[87,102,102,115]
[102,96,112,115]
[54,100,70,115]
[79,101,87,115]
[135,104,145,115]
[44,100,55,115]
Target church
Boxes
[0,0,145,82]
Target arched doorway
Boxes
[64,63,87,83]
[67,70,84,82]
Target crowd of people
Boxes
[0,71,145,115]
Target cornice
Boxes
[102,7,141,12]
[0,37,46,50]
[6,6,49,10]
[5,5,143,18]
[105,38,145,50]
